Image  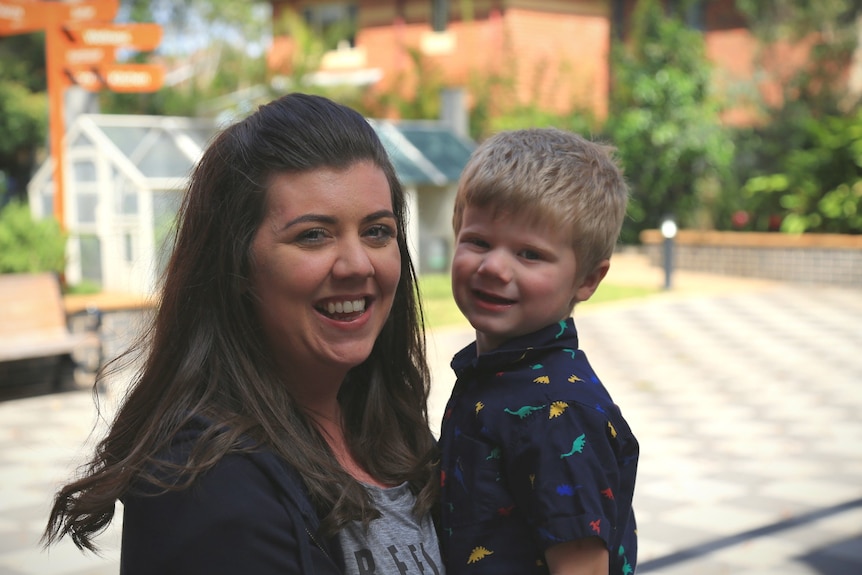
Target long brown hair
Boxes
[44,93,437,551]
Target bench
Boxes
[0,272,101,389]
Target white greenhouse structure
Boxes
[28,113,474,296]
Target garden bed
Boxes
[639,230,862,287]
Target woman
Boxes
[44,93,442,574]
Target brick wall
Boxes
[640,230,862,287]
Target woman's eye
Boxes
[366,224,396,243]
[297,228,328,243]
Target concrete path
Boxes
[2,255,861,574]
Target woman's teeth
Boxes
[326,299,366,314]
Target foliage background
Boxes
[0,201,66,274]
[731,0,862,234]
[1,0,860,281]
[604,0,736,243]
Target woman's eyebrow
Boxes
[281,210,396,231]
[363,209,397,224]
[280,213,335,231]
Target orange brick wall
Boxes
[267,1,831,128]
[706,28,820,125]
[503,8,610,117]
[346,6,611,119]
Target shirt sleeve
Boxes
[504,401,623,552]
[120,453,340,575]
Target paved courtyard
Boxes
[1,258,861,574]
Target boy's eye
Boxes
[466,237,489,249]
[519,249,542,261]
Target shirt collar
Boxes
[451,318,580,377]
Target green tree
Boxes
[731,0,862,234]
[735,0,862,115]
[740,110,862,233]
[0,82,47,202]
[101,0,274,117]
[377,47,445,120]
[263,8,370,116]
[0,32,46,91]
[0,200,66,274]
[0,33,48,204]
[605,0,735,243]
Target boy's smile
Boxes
[451,205,602,354]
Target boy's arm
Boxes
[545,537,609,575]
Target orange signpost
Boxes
[64,62,165,93]
[63,65,105,92]
[102,63,165,92]
[0,0,163,227]
[63,22,163,51]
[62,0,119,24]
[63,45,116,67]
[0,0,119,35]
[0,0,50,35]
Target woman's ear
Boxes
[573,259,611,304]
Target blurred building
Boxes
[266,0,820,125]
[27,113,473,295]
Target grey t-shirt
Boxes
[338,482,445,575]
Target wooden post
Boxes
[45,12,67,227]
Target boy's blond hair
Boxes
[453,128,629,279]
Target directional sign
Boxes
[63,22,163,51]
[64,45,116,67]
[0,0,50,34]
[64,66,104,92]
[2,0,164,227]
[64,0,119,25]
[101,63,164,92]
[0,0,118,35]
[63,63,165,93]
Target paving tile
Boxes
[661,502,781,536]
[759,480,862,508]
[4,280,862,574]
[708,536,811,569]
[635,519,718,552]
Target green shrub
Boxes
[737,109,862,234]
[0,200,66,274]
[604,0,735,243]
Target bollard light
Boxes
[660,215,677,290]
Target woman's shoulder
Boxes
[120,422,337,574]
[131,417,310,502]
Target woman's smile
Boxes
[250,161,401,380]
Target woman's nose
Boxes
[332,239,375,278]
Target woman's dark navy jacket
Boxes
[120,421,344,574]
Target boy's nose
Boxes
[477,250,512,282]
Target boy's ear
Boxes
[573,259,611,304]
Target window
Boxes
[302,3,358,50]
[122,232,133,263]
[431,0,448,32]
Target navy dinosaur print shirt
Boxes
[439,318,638,575]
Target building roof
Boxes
[35,112,473,191]
[369,119,474,186]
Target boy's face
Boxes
[451,205,607,354]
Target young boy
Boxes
[439,128,638,575]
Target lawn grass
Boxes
[417,273,658,330]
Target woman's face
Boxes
[249,161,401,384]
